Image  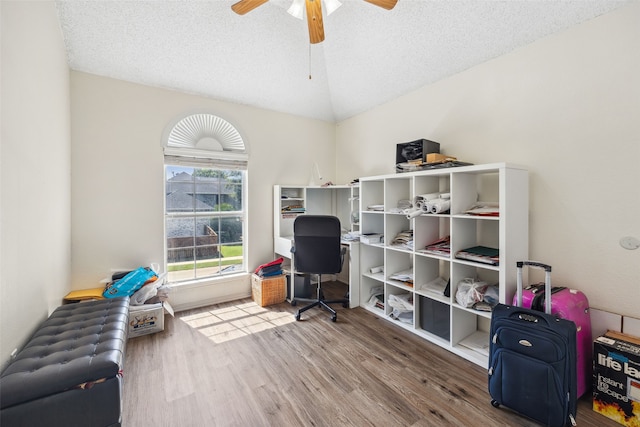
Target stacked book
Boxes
[455,246,499,266]
[421,235,451,257]
[390,229,413,251]
[254,257,284,277]
[281,205,305,213]
[389,268,414,287]
[368,293,385,310]
[464,202,499,217]
[361,233,383,244]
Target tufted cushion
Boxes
[0,298,129,409]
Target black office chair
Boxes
[291,215,349,322]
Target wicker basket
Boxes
[251,274,286,307]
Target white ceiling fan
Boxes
[231,0,398,44]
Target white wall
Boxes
[70,72,335,309]
[0,1,71,367]
[336,3,640,318]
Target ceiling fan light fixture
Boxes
[287,0,342,20]
[287,0,305,19]
[237,0,391,45]
[324,0,342,16]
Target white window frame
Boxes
[162,113,249,285]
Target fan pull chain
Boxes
[308,43,312,80]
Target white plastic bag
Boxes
[130,272,167,305]
[388,293,413,311]
[455,278,488,308]
[388,293,413,324]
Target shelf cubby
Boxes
[414,215,450,257]
[451,307,492,367]
[360,244,385,279]
[385,249,413,289]
[360,275,385,313]
[384,176,412,212]
[360,179,384,212]
[417,295,451,342]
[385,214,412,251]
[450,262,499,312]
[414,257,450,304]
[385,282,414,327]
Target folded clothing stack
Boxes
[254,257,284,277]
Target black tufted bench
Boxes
[0,297,129,427]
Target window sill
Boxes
[167,272,252,312]
[168,272,251,290]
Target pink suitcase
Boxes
[512,266,592,398]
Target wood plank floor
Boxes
[123,282,618,427]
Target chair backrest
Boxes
[293,215,342,275]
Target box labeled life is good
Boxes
[593,331,640,426]
[128,301,173,338]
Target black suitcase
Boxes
[488,261,578,427]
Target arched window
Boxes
[162,113,248,283]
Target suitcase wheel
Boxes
[490,399,500,408]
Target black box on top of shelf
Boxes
[396,139,440,173]
[419,296,450,340]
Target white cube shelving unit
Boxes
[358,163,528,368]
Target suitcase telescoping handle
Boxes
[516,261,552,314]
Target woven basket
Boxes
[251,274,286,307]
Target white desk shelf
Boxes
[273,185,360,308]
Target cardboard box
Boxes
[593,331,640,426]
[251,274,286,307]
[128,301,173,338]
[426,153,457,164]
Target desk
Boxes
[274,235,360,308]
[273,184,360,308]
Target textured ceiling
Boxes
[55,0,629,123]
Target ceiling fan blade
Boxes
[363,0,397,10]
[231,0,269,15]
[305,0,325,44]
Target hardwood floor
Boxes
[123,282,617,427]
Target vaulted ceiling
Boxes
[55,0,629,123]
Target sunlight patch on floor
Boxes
[180,301,295,343]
